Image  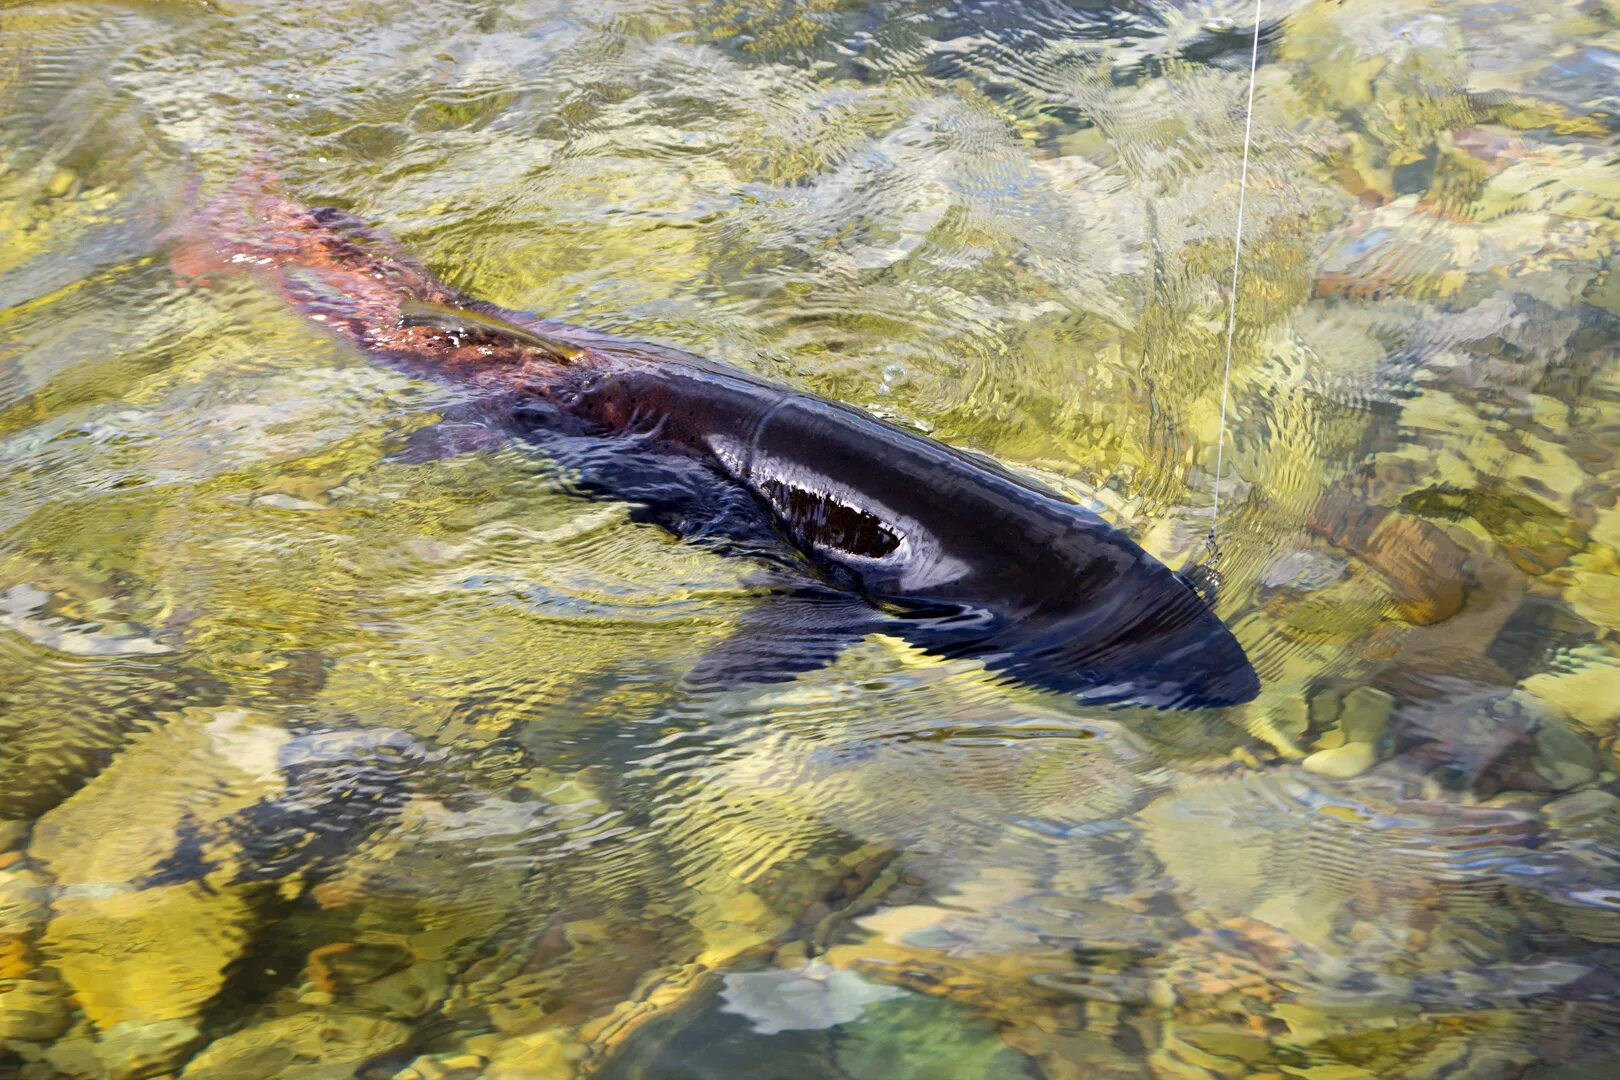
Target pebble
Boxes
[1272,696,1310,740]
[1308,688,1343,730]
[94,1018,203,1080]
[394,1053,489,1080]
[0,820,29,852]
[1338,687,1394,745]
[0,868,47,936]
[1302,742,1378,779]
[45,168,78,199]
[1531,717,1599,792]
[0,980,71,1042]
[1542,788,1619,828]
[251,492,327,512]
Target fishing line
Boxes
[1208,0,1265,544]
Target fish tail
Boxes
[166,167,584,383]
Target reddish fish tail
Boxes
[163,168,579,387]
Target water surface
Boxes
[3,0,1619,1076]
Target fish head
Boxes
[950,574,1260,709]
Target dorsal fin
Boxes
[398,299,583,361]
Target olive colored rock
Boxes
[1338,687,1394,745]
[482,1027,587,1080]
[179,1011,409,1079]
[1521,646,1620,732]
[0,978,72,1042]
[1309,688,1344,730]
[305,941,416,994]
[0,867,48,937]
[392,1053,488,1080]
[1302,742,1378,780]
[30,710,288,1030]
[94,1019,204,1080]
[30,708,288,886]
[1542,788,1619,828]
[1529,716,1598,792]
[42,883,253,1029]
[0,820,28,852]
[351,960,450,1020]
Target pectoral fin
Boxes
[381,400,518,464]
[385,419,508,464]
[398,299,583,361]
[682,585,883,693]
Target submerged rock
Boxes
[1308,494,1470,626]
[1521,646,1620,733]
[0,978,71,1042]
[1528,714,1599,792]
[178,1011,409,1079]
[1302,741,1377,780]
[1339,687,1395,745]
[42,883,254,1030]
[30,710,288,1033]
[93,1019,204,1080]
[1542,788,1619,828]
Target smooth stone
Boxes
[1531,717,1599,792]
[42,883,253,1028]
[45,168,78,198]
[179,1011,409,1078]
[1272,696,1310,740]
[1308,687,1343,730]
[0,820,29,852]
[719,961,905,1035]
[351,961,450,1020]
[1338,687,1394,745]
[0,979,72,1042]
[394,1053,488,1080]
[305,941,415,994]
[1302,742,1378,779]
[250,492,326,512]
[0,868,48,936]
[43,1035,101,1077]
[1542,789,1619,828]
[95,1019,203,1080]
[1521,647,1620,731]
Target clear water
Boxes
[2,1,1619,1076]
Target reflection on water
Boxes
[2,0,1619,1076]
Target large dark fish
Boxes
[176,176,1258,708]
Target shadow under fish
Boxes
[175,176,1258,709]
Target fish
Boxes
[175,175,1258,708]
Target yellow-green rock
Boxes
[94,1018,204,1080]
[0,978,71,1042]
[42,884,253,1029]
[1302,742,1378,780]
[1521,646,1620,733]
[1542,788,1619,828]
[31,710,289,1031]
[482,1027,587,1080]
[179,1011,409,1078]
[1338,687,1394,745]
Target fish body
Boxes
[179,181,1258,708]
